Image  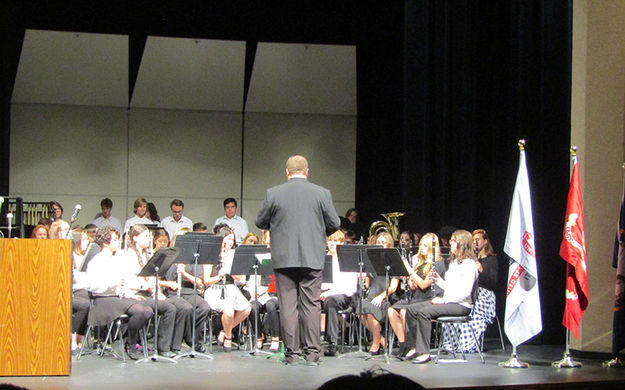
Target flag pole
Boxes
[499,139,530,369]
[552,146,582,368]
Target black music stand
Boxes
[231,245,272,356]
[364,247,410,364]
[135,247,181,364]
[322,254,333,283]
[336,244,380,359]
[173,233,223,360]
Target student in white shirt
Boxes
[160,199,193,239]
[213,198,249,244]
[123,197,154,233]
[92,198,122,232]
[321,229,358,356]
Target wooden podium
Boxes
[0,239,72,376]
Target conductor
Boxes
[255,155,341,365]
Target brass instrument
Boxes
[368,212,404,242]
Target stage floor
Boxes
[2,340,625,390]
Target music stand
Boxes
[231,245,272,356]
[322,255,333,283]
[173,233,223,360]
[364,247,410,364]
[336,244,380,359]
[135,247,182,364]
[79,243,101,272]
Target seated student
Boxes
[245,271,280,352]
[49,219,70,239]
[359,232,400,355]
[85,227,154,360]
[404,229,479,364]
[202,225,251,352]
[242,232,259,245]
[164,229,211,353]
[83,223,98,243]
[321,229,358,356]
[30,224,49,239]
[441,228,498,353]
[193,222,208,232]
[117,224,188,358]
[388,233,438,358]
[71,228,91,352]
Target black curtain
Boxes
[357,1,571,344]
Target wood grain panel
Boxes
[0,239,71,376]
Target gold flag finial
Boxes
[570,146,577,157]
[518,139,526,151]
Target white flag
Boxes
[503,147,542,347]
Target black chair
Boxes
[432,279,485,364]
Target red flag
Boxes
[559,159,589,339]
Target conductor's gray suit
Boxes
[256,177,340,363]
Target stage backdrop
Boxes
[8,31,357,232]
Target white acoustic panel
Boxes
[10,104,129,196]
[12,30,128,107]
[127,109,242,199]
[242,112,356,205]
[131,37,246,111]
[246,43,357,115]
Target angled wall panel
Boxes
[131,37,246,111]
[242,112,356,214]
[11,30,128,107]
[246,43,357,115]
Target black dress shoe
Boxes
[126,344,143,360]
[393,342,406,357]
[324,343,337,357]
[194,344,206,353]
[161,351,177,358]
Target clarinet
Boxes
[177,267,182,296]
[218,251,226,299]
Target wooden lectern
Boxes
[0,239,72,376]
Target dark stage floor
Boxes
[2,340,625,390]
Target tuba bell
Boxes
[368,212,404,242]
